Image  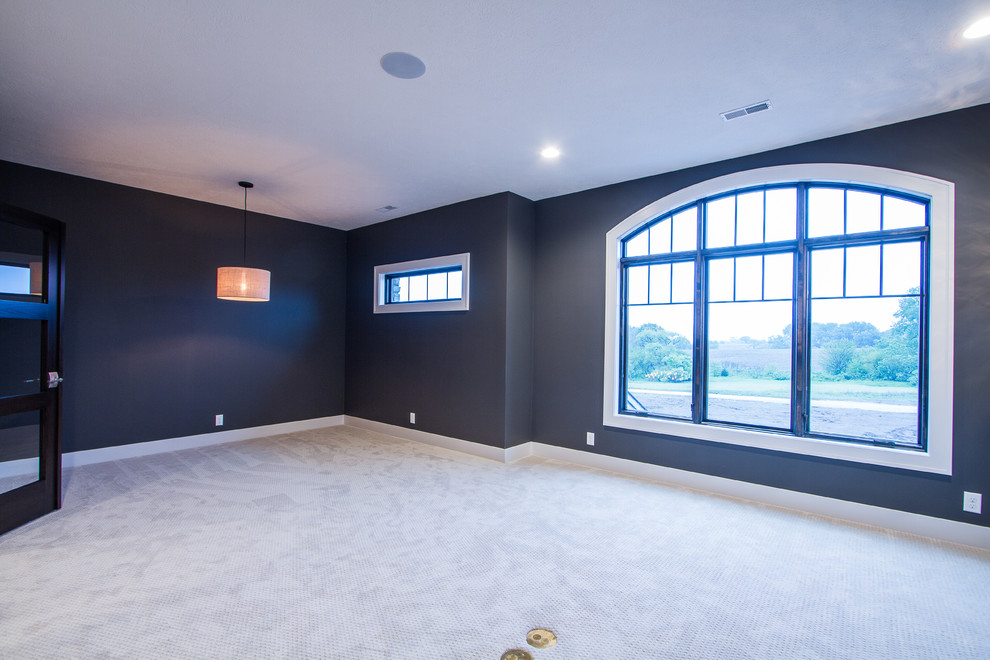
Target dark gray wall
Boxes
[0,161,347,453]
[345,192,535,448]
[532,103,990,527]
[504,194,536,448]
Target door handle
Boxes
[47,371,63,388]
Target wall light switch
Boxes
[215,414,223,426]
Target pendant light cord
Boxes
[239,180,253,268]
[242,184,248,267]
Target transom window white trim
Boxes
[603,164,954,475]
[374,253,470,313]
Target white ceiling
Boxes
[2,1,989,230]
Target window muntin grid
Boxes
[385,266,463,304]
[618,182,929,449]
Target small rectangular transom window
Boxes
[373,253,470,313]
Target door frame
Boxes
[0,203,64,534]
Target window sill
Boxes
[603,411,951,475]
[374,299,468,314]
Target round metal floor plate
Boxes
[527,628,557,649]
[501,650,532,660]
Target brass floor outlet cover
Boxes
[527,628,557,649]
[501,650,533,660]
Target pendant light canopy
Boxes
[217,181,271,302]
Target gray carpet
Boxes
[1,425,988,659]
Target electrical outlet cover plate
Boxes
[963,491,982,514]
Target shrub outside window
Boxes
[604,165,954,475]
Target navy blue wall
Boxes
[345,192,534,448]
[0,162,347,453]
[532,104,990,527]
[504,194,536,449]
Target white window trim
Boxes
[373,253,470,314]
[603,164,954,475]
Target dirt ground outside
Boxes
[629,390,918,443]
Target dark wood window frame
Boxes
[617,182,930,451]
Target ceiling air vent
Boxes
[720,100,772,121]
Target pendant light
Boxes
[217,181,271,302]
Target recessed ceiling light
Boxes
[540,146,561,159]
[380,52,426,79]
[963,16,990,39]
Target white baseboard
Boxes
[41,413,990,551]
[343,416,508,462]
[530,443,990,552]
[61,415,345,468]
[344,417,990,551]
[504,442,534,463]
[0,457,36,480]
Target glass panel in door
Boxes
[0,410,40,495]
[0,318,43,397]
[0,221,44,297]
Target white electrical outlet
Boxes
[215,414,224,426]
[410,412,416,424]
[963,491,982,514]
[586,432,595,446]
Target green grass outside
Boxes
[628,376,917,404]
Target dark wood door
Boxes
[0,204,64,535]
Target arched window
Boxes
[604,165,953,474]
